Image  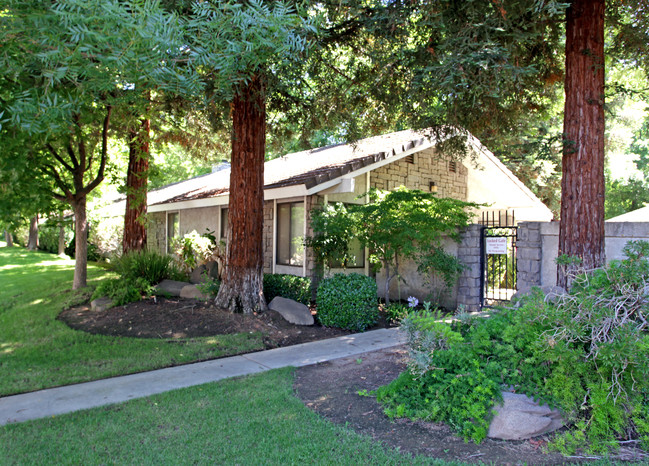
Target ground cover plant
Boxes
[0,368,457,465]
[376,241,649,455]
[263,273,311,305]
[0,246,263,396]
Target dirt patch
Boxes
[294,347,576,465]
[58,296,352,348]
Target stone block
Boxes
[518,248,541,261]
[488,392,563,440]
[180,284,211,300]
[155,280,189,297]
[91,297,113,312]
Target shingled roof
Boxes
[151,129,436,206]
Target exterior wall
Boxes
[370,147,468,200]
[178,207,219,238]
[517,221,649,292]
[148,212,167,254]
[262,201,274,274]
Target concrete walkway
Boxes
[0,328,405,426]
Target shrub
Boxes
[384,302,409,324]
[92,277,153,306]
[263,273,311,305]
[172,230,223,274]
[316,273,378,331]
[112,249,184,284]
[197,275,221,298]
[375,241,649,453]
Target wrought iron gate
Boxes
[480,211,517,307]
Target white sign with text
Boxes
[485,237,508,255]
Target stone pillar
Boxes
[456,224,483,312]
[516,222,542,293]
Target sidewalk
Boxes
[0,327,404,426]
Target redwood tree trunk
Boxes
[4,230,13,247]
[123,118,150,254]
[72,197,88,290]
[27,215,39,250]
[558,0,605,288]
[214,77,267,314]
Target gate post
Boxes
[516,222,543,294]
[456,224,483,312]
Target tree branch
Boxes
[46,143,74,173]
[81,105,112,196]
[66,142,80,170]
[38,162,72,202]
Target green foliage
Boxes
[377,242,649,452]
[306,203,359,270]
[196,275,221,299]
[263,274,311,305]
[112,249,184,285]
[172,230,221,274]
[605,177,649,219]
[384,302,410,325]
[356,187,479,304]
[316,273,378,331]
[37,218,73,255]
[92,277,153,307]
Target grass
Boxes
[0,368,458,465]
[0,246,265,396]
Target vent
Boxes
[448,160,457,173]
[404,154,415,164]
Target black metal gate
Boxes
[480,211,517,307]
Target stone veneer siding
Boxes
[456,224,483,312]
[369,147,468,200]
[148,211,167,254]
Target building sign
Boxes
[485,237,508,255]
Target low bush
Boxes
[375,240,649,453]
[93,249,186,306]
[112,249,185,284]
[172,230,223,274]
[316,273,378,331]
[263,274,311,305]
[197,276,221,298]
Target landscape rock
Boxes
[268,296,314,326]
[155,279,189,297]
[189,261,219,284]
[488,392,564,441]
[91,297,113,312]
[542,285,568,303]
[180,284,211,300]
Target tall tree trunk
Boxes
[58,213,66,255]
[123,118,150,254]
[72,197,88,290]
[558,0,605,288]
[215,76,267,314]
[4,230,13,247]
[27,215,39,250]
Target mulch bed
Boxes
[58,296,355,348]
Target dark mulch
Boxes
[58,296,353,348]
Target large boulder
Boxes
[268,296,314,326]
[91,297,113,312]
[180,284,211,300]
[190,261,219,284]
[154,280,189,297]
[488,392,563,440]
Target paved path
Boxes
[0,328,405,426]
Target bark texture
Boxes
[72,197,88,290]
[558,0,605,288]
[214,77,267,314]
[27,215,39,250]
[123,118,150,254]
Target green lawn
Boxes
[0,246,265,396]
[0,367,457,465]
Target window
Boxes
[220,207,229,240]
[167,212,179,253]
[276,202,305,266]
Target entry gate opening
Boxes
[480,211,517,307]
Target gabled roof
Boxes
[150,129,437,207]
[606,205,649,222]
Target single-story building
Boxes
[147,129,553,304]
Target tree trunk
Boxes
[27,215,39,250]
[383,259,391,305]
[214,76,267,314]
[72,197,88,290]
[558,0,606,288]
[4,230,13,247]
[123,118,150,254]
[58,213,66,255]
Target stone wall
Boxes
[517,221,649,292]
[148,212,167,254]
[370,147,468,200]
[262,201,274,273]
[456,224,483,312]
